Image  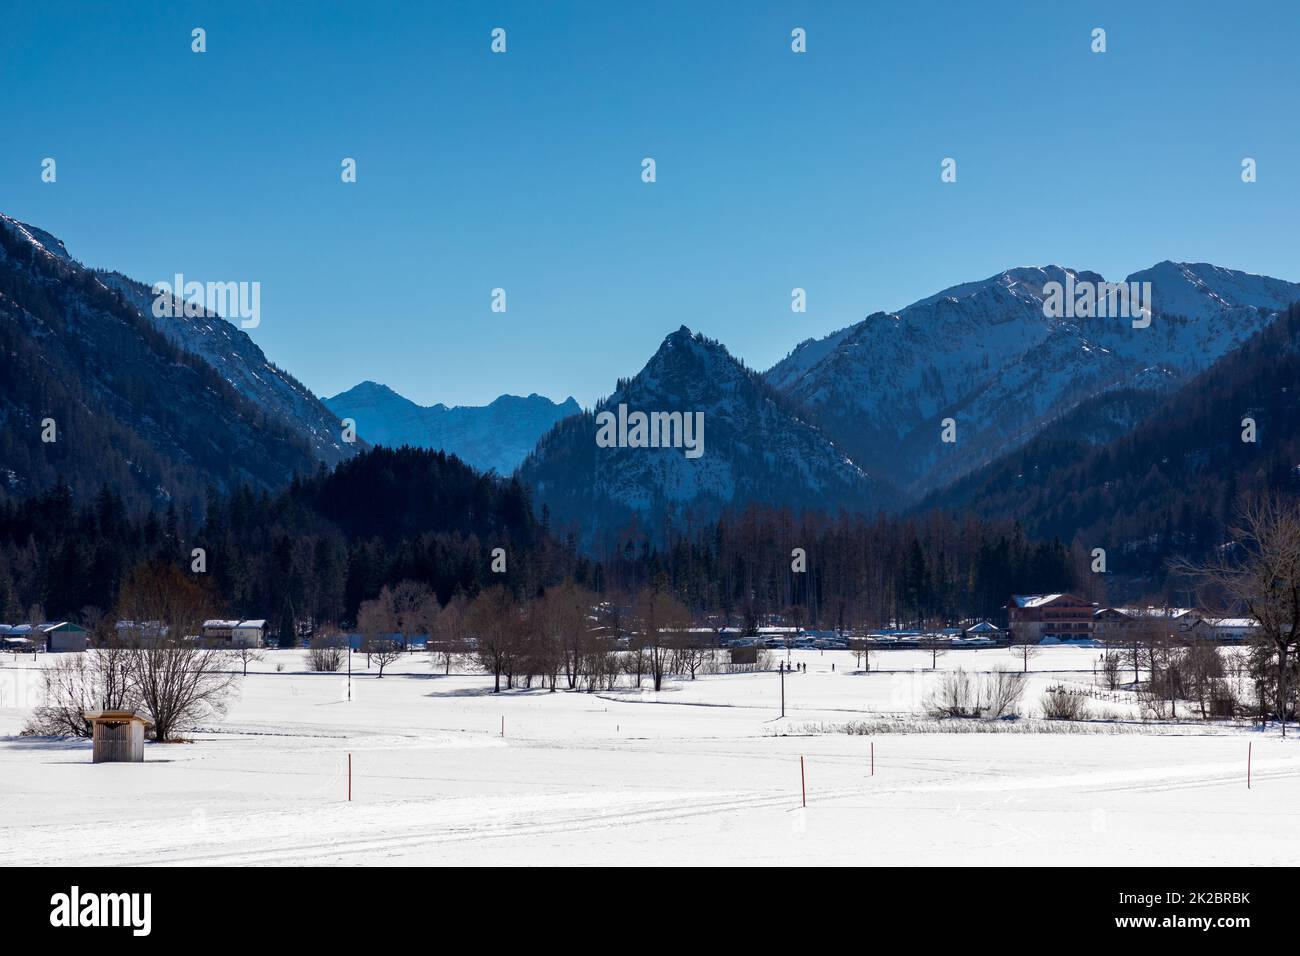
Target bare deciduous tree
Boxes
[385,580,438,651]
[1009,639,1039,674]
[22,644,135,737]
[467,585,523,692]
[115,562,239,742]
[1174,493,1300,736]
[364,637,403,678]
[1184,640,1225,719]
[429,592,469,675]
[636,588,692,692]
[229,645,266,676]
[675,636,712,680]
[1100,651,1122,690]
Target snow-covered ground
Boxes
[0,646,1293,866]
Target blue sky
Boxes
[2,1,1297,407]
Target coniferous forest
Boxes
[0,444,1086,638]
[9,307,1300,637]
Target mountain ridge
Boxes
[0,212,333,513]
[763,261,1300,496]
[324,382,580,475]
[519,325,897,544]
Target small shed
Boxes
[84,710,152,763]
[729,646,758,665]
[43,622,88,653]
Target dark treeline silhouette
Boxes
[0,448,586,641]
[598,506,1083,630]
[0,446,1085,636]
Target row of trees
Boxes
[595,507,1082,631]
[301,577,707,693]
[435,581,694,693]
[0,455,1086,642]
[21,495,1300,736]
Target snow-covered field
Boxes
[0,646,1294,866]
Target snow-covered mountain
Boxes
[1127,260,1300,322]
[519,326,896,542]
[97,270,354,466]
[323,382,580,475]
[0,212,338,509]
[766,262,1300,496]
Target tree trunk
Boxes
[1279,643,1289,738]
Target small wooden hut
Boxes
[84,710,152,763]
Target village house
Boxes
[1007,594,1095,643]
[1119,606,1195,627]
[115,620,168,644]
[1092,606,1251,643]
[1184,616,1261,643]
[201,619,268,647]
[1092,606,1132,642]
[962,620,1001,640]
[0,621,88,652]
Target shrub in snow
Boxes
[307,639,344,672]
[1040,685,1088,720]
[927,667,1026,719]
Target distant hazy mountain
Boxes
[0,212,341,511]
[324,382,580,475]
[518,326,896,543]
[766,262,1300,496]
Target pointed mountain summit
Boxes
[519,326,894,544]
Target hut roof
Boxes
[83,710,153,726]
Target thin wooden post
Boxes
[348,752,352,801]
[800,755,806,807]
